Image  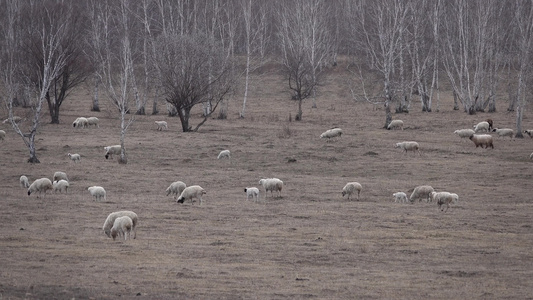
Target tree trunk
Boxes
[516,104,524,138]
[295,98,303,121]
[178,107,191,132]
[27,134,40,163]
[92,73,100,112]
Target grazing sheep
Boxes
[387,120,404,130]
[53,179,69,193]
[320,127,343,141]
[0,130,5,140]
[217,149,231,159]
[103,210,138,239]
[492,128,514,139]
[155,121,168,131]
[3,116,22,124]
[395,141,421,155]
[87,117,99,128]
[165,181,186,200]
[524,129,533,138]
[20,175,30,188]
[342,182,362,200]
[469,134,494,149]
[67,153,81,163]
[177,185,207,204]
[454,129,475,140]
[409,185,435,203]
[244,187,260,202]
[259,178,284,198]
[104,145,121,160]
[393,192,408,203]
[486,119,494,131]
[53,171,68,182]
[88,186,106,201]
[430,192,458,212]
[27,178,53,197]
[72,117,89,128]
[473,121,490,133]
[110,216,133,241]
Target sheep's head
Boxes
[27,190,31,196]
[104,229,111,238]
[111,229,118,240]
[342,191,346,197]
[105,154,110,159]
[177,197,185,203]
[244,188,247,193]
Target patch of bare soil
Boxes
[1,64,533,299]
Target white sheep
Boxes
[453,129,475,140]
[395,141,421,155]
[523,130,533,138]
[67,153,81,163]
[53,179,69,193]
[244,187,260,202]
[409,185,434,203]
[492,128,514,139]
[155,121,168,131]
[72,117,89,128]
[53,171,68,182]
[473,121,490,133]
[103,210,138,239]
[166,181,186,200]
[87,117,99,128]
[393,192,408,203]
[177,185,207,204]
[342,182,362,200]
[430,192,458,212]
[27,178,53,197]
[320,127,343,141]
[104,145,121,160]
[217,149,231,159]
[88,186,106,201]
[387,120,404,130]
[469,134,494,149]
[259,178,284,198]
[0,130,5,140]
[20,175,30,188]
[110,216,133,241]
[3,116,22,124]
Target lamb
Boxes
[53,171,68,182]
[259,178,284,198]
[342,182,362,200]
[393,192,408,203]
[88,186,106,201]
[394,141,421,155]
[3,116,22,124]
[103,210,138,239]
[0,130,5,140]
[177,185,207,204]
[320,127,343,140]
[165,181,186,200]
[454,129,475,140]
[67,153,81,163]
[27,178,53,197]
[72,117,89,128]
[387,120,404,130]
[20,175,30,188]
[409,185,435,203]
[104,145,121,160]
[110,216,133,241]
[492,128,514,139]
[473,121,490,133]
[155,121,168,131]
[469,134,494,149]
[430,191,458,212]
[217,149,231,159]
[53,179,69,193]
[244,187,260,202]
[87,117,99,128]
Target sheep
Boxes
[177,185,207,204]
[387,120,404,130]
[342,182,362,200]
[53,179,69,193]
[165,181,186,200]
[0,130,5,140]
[259,178,284,198]
[454,129,475,140]
[430,191,458,212]
[217,149,231,159]
[155,121,168,131]
[524,129,533,138]
[3,116,22,124]
[104,145,121,159]
[110,216,133,241]
[67,153,81,163]
[27,178,53,197]
[492,128,514,139]
[486,119,494,131]
[393,192,408,203]
[409,185,435,203]
[88,186,106,201]
[244,187,260,202]
[72,117,89,128]
[53,171,68,182]
[473,121,490,133]
[320,127,343,141]
[394,141,421,155]
[20,175,30,188]
[469,134,494,149]
[103,210,138,239]
[87,117,99,128]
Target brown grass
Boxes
[1,62,533,299]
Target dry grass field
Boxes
[1,62,533,299]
